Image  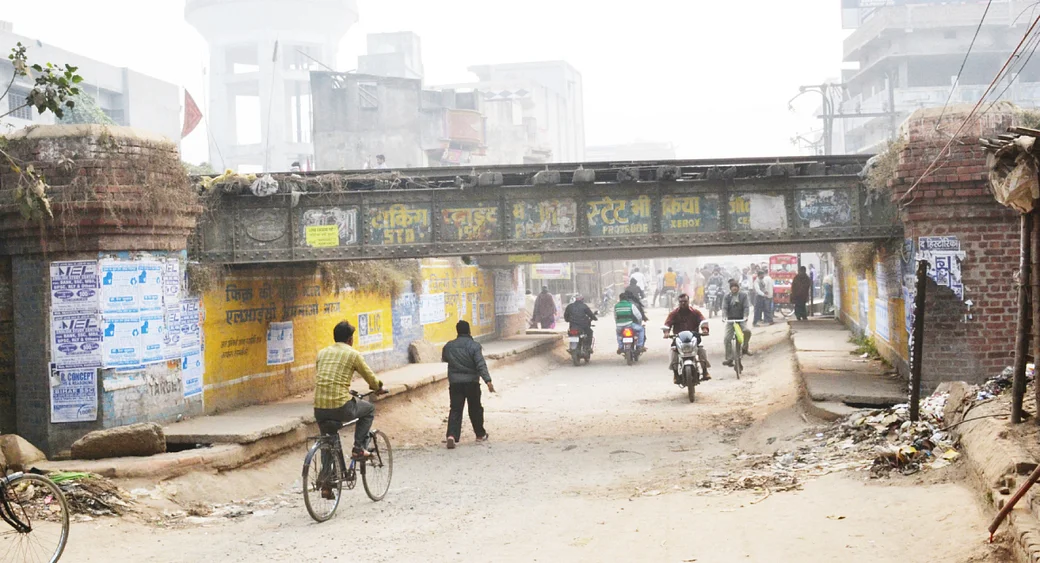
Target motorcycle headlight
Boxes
[679,343,697,355]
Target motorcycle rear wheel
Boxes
[571,350,581,367]
[625,347,634,366]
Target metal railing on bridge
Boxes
[191,156,902,264]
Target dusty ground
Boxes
[61,314,1007,563]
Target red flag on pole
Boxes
[182,90,202,139]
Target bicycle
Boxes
[302,390,393,523]
[724,318,748,379]
[0,467,70,563]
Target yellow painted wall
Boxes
[421,260,496,343]
[201,260,500,414]
[836,257,911,372]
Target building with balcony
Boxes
[837,0,1040,154]
[0,21,180,143]
[185,0,359,173]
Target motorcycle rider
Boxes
[614,291,646,354]
[626,277,646,302]
[663,293,711,383]
[722,280,753,366]
[564,294,597,349]
[706,268,725,313]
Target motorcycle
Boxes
[568,324,595,366]
[665,321,710,403]
[661,289,677,310]
[706,284,722,317]
[620,324,643,366]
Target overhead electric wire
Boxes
[936,0,994,127]
[969,24,1040,128]
[899,12,1040,205]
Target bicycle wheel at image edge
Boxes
[0,473,70,563]
[302,441,343,523]
[362,431,393,502]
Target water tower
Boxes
[186,0,358,172]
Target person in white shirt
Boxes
[753,270,775,326]
[375,154,388,170]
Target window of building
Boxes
[7,92,32,120]
[359,82,378,110]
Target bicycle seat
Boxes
[318,419,359,435]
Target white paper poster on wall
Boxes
[139,311,166,365]
[266,321,295,366]
[181,352,204,399]
[163,259,181,303]
[858,279,871,337]
[99,260,143,313]
[875,300,891,342]
[50,310,104,369]
[357,312,383,346]
[420,293,447,325]
[50,366,98,423]
[101,313,143,368]
[179,298,202,355]
[137,260,164,312]
[50,260,99,312]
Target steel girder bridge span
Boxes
[192,155,901,266]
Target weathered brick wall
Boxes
[0,125,201,456]
[891,107,1020,389]
[0,258,15,434]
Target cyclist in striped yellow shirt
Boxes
[314,321,384,459]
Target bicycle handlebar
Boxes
[724,319,748,323]
[350,388,388,400]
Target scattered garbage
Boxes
[51,472,134,517]
[976,367,1016,401]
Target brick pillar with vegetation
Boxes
[888,107,1020,390]
[0,124,201,455]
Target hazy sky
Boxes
[3,0,849,164]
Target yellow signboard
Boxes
[305,225,340,248]
[508,254,542,264]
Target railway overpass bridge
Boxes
[193,155,901,265]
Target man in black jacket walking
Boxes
[442,320,495,449]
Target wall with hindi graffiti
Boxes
[420,260,496,344]
[836,250,911,377]
[199,259,517,415]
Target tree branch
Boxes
[0,102,30,121]
[0,74,17,105]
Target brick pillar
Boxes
[0,125,201,455]
[891,107,1019,390]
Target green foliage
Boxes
[4,42,82,120]
[57,92,114,125]
[1,43,86,225]
[865,138,907,193]
[182,161,216,176]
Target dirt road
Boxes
[63,316,1006,562]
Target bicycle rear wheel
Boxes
[0,473,70,563]
[302,441,343,522]
[362,431,393,502]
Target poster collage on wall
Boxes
[48,257,204,423]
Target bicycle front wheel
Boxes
[302,441,342,523]
[362,431,393,502]
[734,349,743,379]
[0,473,70,563]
